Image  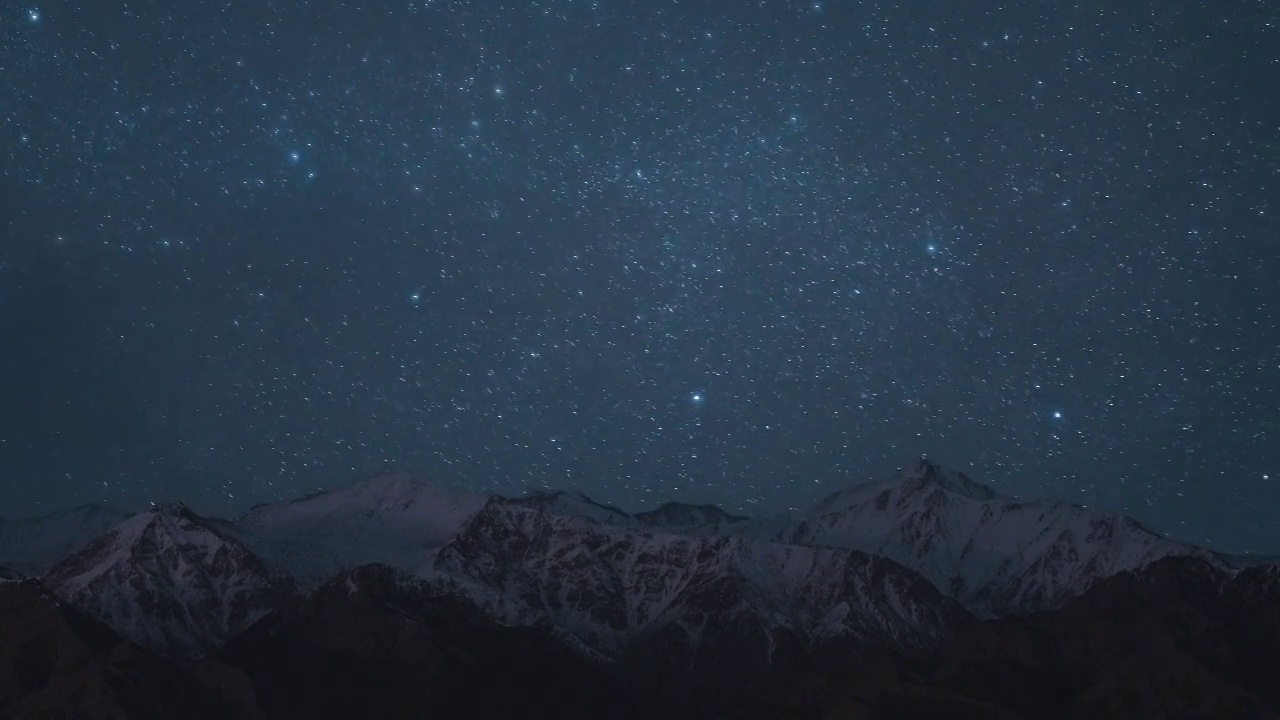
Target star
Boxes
[3,0,1272,558]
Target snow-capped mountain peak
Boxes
[812,459,997,516]
[756,460,1222,617]
[43,503,292,657]
[232,468,485,588]
[900,459,998,501]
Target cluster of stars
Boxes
[0,0,1276,553]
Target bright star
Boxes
[28,9,40,22]
[691,393,703,403]
[1052,411,1063,419]
[289,151,301,163]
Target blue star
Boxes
[27,9,40,22]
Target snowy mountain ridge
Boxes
[433,497,968,661]
[745,458,1227,616]
[9,459,1255,660]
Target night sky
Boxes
[1,2,1276,551]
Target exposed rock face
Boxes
[43,503,294,658]
[435,498,970,664]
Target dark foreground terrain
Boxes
[4,556,1279,720]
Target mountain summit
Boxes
[754,459,1222,616]
[901,458,999,501]
[232,469,485,588]
[43,504,294,657]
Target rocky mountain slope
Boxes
[435,497,970,663]
[42,503,295,658]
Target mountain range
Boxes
[1,459,1276,719]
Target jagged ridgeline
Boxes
[2,461,1278,719]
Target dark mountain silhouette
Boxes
[0,579,261,720]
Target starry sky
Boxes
[1,1,1277,551]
